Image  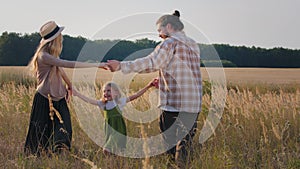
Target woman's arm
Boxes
[73,88,99,106]
[127,78,158,102]
[40,53,107,69]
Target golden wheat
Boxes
[0,69,299,168]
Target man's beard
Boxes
[159,33,169,39]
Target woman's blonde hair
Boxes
[28,34,63,75]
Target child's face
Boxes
[103,86,118,101]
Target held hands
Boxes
[65,86,79,102]
[72,88,79,96]
[106,60,121,72]
[149,77,159,89]
[66,85,72,103]
[98,60,121,72]
[98,62,109,70]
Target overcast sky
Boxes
[1,0,299,49]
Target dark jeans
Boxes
[159,110,198,161]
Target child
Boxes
[72,78,158,154]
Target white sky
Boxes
[0,0,299,49]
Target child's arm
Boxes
[73,88,99,106]
[127,78,158,102]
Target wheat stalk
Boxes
[48,94,64,124]
[260,119,268,144]
[140,122,153,169]
[70,154,100,169]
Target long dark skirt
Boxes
[24,92,72,155]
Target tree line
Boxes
[0,32,299,68]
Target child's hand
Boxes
[72,88,79,96]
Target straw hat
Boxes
[39,21,64,44]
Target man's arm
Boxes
[107,41,173,73]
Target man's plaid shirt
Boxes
[120,31,202,113]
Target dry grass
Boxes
[0,67,299,168]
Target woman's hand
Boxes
[98,62,109,70]
[66,86,72,103]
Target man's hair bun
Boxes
[172,10,180,17]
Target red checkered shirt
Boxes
[120,31,202,113]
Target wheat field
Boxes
[0,67,299,169]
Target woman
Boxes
[24,21,106,156]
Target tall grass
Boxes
[0,71,299,168]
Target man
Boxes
[107,10,202,164]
